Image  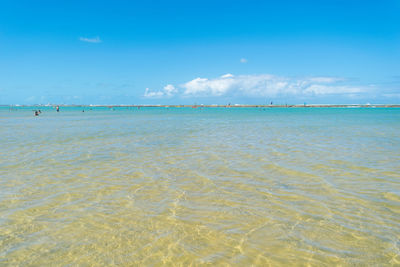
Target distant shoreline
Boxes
[2,104,400,108]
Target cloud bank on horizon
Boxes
[144,73,370,100]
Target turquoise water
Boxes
[1,107,400,265]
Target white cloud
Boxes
[163,84,177,96]
[240,58,248,63]
[144,88,163,98]
[221,73,234,78]
[144,84,177,98]
[182,74,364,97]
[79,36,102,43]
[183,76,237,96]
[144,73,367,99]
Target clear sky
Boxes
[0,0,399,105]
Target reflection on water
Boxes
[1,107,400,265]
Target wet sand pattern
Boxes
[1,107,400,265]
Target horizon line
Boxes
[2,104,400,108]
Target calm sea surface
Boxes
[1,107,399,266]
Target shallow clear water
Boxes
[1,107,399,265]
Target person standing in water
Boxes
[56,106,59,112]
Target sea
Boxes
[1,106,399,266]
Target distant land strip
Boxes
[3,104,400,108]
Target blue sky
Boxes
[0,0,399,104]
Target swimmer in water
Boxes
[56,106,59,112]
[34,110,39,116]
